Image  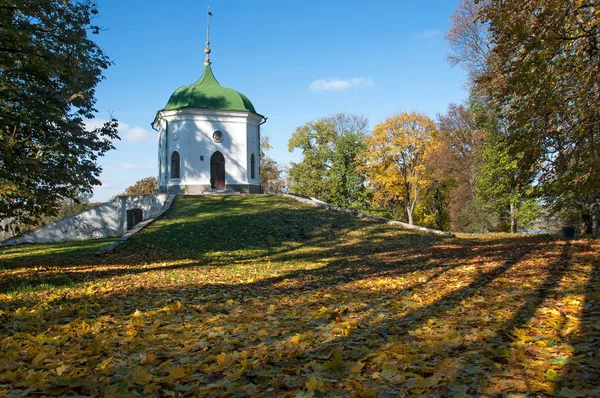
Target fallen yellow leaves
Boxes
[168,367,186,380]
[132,368,153,385]
[0,196,598,397]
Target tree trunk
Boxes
[407,195,419,226]
[592,202,600,235]
[579,203,593,235]
[509,202,518,233]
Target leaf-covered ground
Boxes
[0,195,598,397]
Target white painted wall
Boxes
[2,194,170,246]
[155,109,261,192]
[117,194,170,235]
[247,123,261,183]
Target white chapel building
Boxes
[152,24,265,194]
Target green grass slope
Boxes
[0,195,598,397]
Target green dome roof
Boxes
[163,65,257,114]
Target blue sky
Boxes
[90,0,467,201]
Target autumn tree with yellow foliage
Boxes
[357,112,437,225]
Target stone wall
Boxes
[2,194,171,246]
[117,194,170,235]
[283,194,455,237]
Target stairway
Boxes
[204,188,239,195]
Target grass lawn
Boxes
[0,195,598,397]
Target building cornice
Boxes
[158,108,263,123]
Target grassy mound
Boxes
[0,195,598,397]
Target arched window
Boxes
[250,153,256,179]
[171,151,180,179]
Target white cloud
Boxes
[310,77,374,92]
[84,118,108,131]
[121,125,154,142]
[119,163,153,171]
[95,182,113,189]
[416,29,442,38]
[84,119,154,142]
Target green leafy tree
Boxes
[0,0,119,229]
[327,129,370,210]
[475,0,600,233]
[287,119,331,199]
[476,133,539,233]
[122,177,158,196]
[288,113,369,210]
[414,179,452,231]
[430,102,488,232]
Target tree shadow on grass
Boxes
[273,239,586,396]
[12,194,547,302]
[0,195,378,292]
[2,227,585,396]
[467,240,577,394]
[3,230,549,331]
[0,221,553,308]
[557,243,600,395]
[0,195,577,398]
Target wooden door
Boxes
[210,151,226,189]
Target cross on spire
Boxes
[204,6,212,66]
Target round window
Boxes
[213,130,223,143]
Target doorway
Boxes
[210,151,225,189]
[126,209,143,230]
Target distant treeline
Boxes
[283,0,599,235]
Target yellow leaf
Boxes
[140,352,157,365]
[55,365,67,376]
[323,349,343,371]
[169,367,186,379]
[358,388,378,398]
[97,357,115,374]
[32,352,47,366]
[512,328,528,342]
[332,327,344,335]
[143,383,161,395]
[216,352,227,364]
[132,368,153,385]
[289,333,302,345]
[225,367,245,381]
[268,235,275,246]
[348,361,364,373]
[28,371,47,388]
[132,309,143,317]
[305,376,324,392]
[406,374,437,390]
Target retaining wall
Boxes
[2,194,170,245]
[283,194,454,237]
